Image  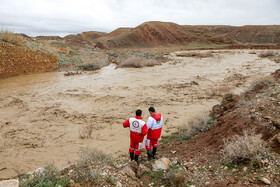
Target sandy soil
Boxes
[0,49,279,178]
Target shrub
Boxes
[72,148,114,186]
[221,130,271,164]
[258,51,275,58]
[0,30,25,46]
[117,56,160,68]
[179,115,212,137]
[20,164,70,187]
[77,62,102,71]
[79,147,113,166]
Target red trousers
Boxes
[145,138,158,150]
[129,140,143,155]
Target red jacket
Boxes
[147,112,163,140]
[123,116,147,142]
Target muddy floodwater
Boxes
[0,50,279,178]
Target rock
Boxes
[264,116,272,119]
[137,164,151,177]
[229,176,237,184]
[212,104,222,118]
[152,157,171,171]
[260,177,271,185]
[183,162,193,169]
[0,179,19,187]
[259,105,265,110]
[116,181,122,187]
[129,160,138,173]
[122,165,136,178]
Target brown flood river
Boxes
[0,50,279,178]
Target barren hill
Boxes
[63,31,107,45]
[32,21,280,49]
[92,22,280,48]
[95,21,235,48]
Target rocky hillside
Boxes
[93,22,280,48]
[23,22,280,49]
[95,21,235,48]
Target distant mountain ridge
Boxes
[32,21,280,48]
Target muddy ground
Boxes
[0,49,279,178]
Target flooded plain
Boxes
[0,50,279,178]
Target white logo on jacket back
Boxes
[129,118,145,133]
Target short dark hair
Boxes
[136,109,142,116]
[148,107,155,112]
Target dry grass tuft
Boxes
[77,56,109,71]
[117,56,160,68]
[258,51,275,58]
[79,124,93,139]
[79,147,114,165]
[72,148,113,185]
[221,130,271,164]
[0,29,25,46]
[180,115,212,138]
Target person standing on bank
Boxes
[123,109,147,162]
[145,107,163,160]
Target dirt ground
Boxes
[0,49,279,179]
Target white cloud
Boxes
[0,0,279,36]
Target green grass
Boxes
[160,133,190,144]
[186,42,230,49]
[19,164,70,187]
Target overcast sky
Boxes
[0,0,280,36]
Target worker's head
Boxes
[136,109,142,117]
[148,107,155,114]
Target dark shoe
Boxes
[130,152,135,161]
[147,150,153,161]
[135,155,139,163]
[152,147,157,159]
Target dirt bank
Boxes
[0,49,279,178]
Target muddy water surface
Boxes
[0,50,279,178]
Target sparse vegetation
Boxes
[77,56,109,70]
[116,55,160,68]
[71,148,114,186]
[176,51,213,58]
[0,29,26,46]
[79,147,114,165]
[179,115,213,138]
[258,50,275,58]
[221,130,271,164]
[20,164,70,187]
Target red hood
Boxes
[151,113,161,121]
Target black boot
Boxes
[135,155,139,163]
[130,152,135,161]
[147,150,153,161]
[152,147,157,159]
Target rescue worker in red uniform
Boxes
[145,107,163,160]
[123,109,147,162]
